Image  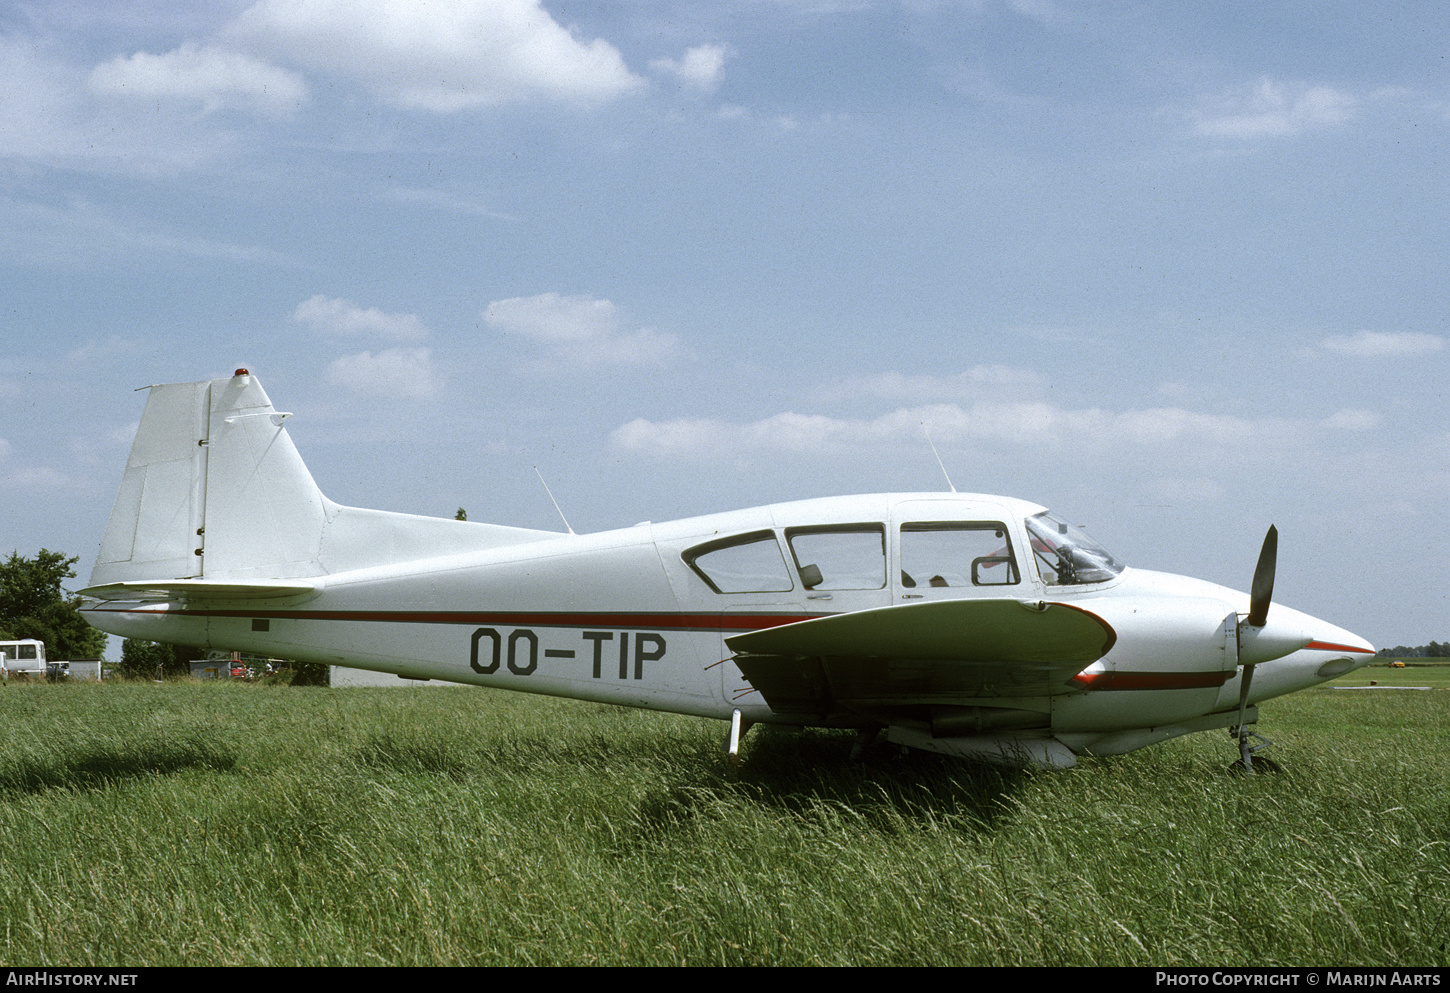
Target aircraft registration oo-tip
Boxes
[81,370,1375,771]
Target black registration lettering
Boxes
[507,628,538,675]
[634,633,665,680]
[470,628,501,674]
[582,631,613,678]
[469,628,665,680]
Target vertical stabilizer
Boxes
[90,371,328,588]
[200,372,328,579]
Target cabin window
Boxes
[1,643,38,660]
[684,531,795,594]
[899,522,1019,588]
[784,525,887,590]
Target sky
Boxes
[1,0,1446,651]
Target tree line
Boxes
[1377,641,1450,658]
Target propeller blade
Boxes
[1246,525,1278,628]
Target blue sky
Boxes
[1,0,1445,649]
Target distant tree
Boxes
[118,639,195,679]
[1377,642,1450,659]
[455,507,467,521]
[0,550,107,660]
[289,661,330,686]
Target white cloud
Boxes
[611,401,1285,456]
[1194,78,1357,139]
[1008,0,1067,27]
[0,437,10,459]
[486,292,619,343]
[293,295,429,340]
[385,185,515,220]
[484,292,680,367]
[1322,409,1381,432]
[223,0,643,111]
[89,42,308,114]
[325,348,439,396]
[0,33,227,174]
[815,366,1044,403]
[1320,330,1445,356]
[650,44,732,93]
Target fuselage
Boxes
[82,491,1375,755]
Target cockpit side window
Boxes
[683,531,795,594]
[784,525,886,590]
[1025,512,1124,585]
[899,522,1019,588]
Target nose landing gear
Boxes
[1228,723,1279,774]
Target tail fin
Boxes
[91,370,327,588]
[88,369,561,596]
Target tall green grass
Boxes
[0,678,1445,966]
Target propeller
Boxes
[1234,524,1304,771]
[1246,525,1277,628]
[1236,524,1309,667]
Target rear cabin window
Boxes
[899,522,1020,588]
[684,531,794,594]
[785,525,887,590]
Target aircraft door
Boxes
[892,501,1024,602]
[780,524,893,617]
[694,525,893,709]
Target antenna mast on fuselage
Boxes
[922,423,957,493]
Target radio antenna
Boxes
[922,423,957,493]
[534,467,576,535]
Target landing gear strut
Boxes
[1228,723,1276,774]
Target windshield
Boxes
[1025,512,1124,586]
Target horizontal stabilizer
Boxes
[79,578,318,602]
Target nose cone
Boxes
[1231,602,1375,704]
[1264,604,1376,688]
[1303,624,1376,678]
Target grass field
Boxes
[0,669,1446,966]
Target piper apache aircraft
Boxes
[80,370,1375,771]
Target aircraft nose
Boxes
[1303,622,1376,678]
[1307,627,1375,657]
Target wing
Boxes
[725,598,1115,718]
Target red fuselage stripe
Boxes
[1074,670,1231,691]
[88,606,823,632]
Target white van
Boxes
[0,640,47,679]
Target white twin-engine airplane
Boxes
[81,370,1375,771]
